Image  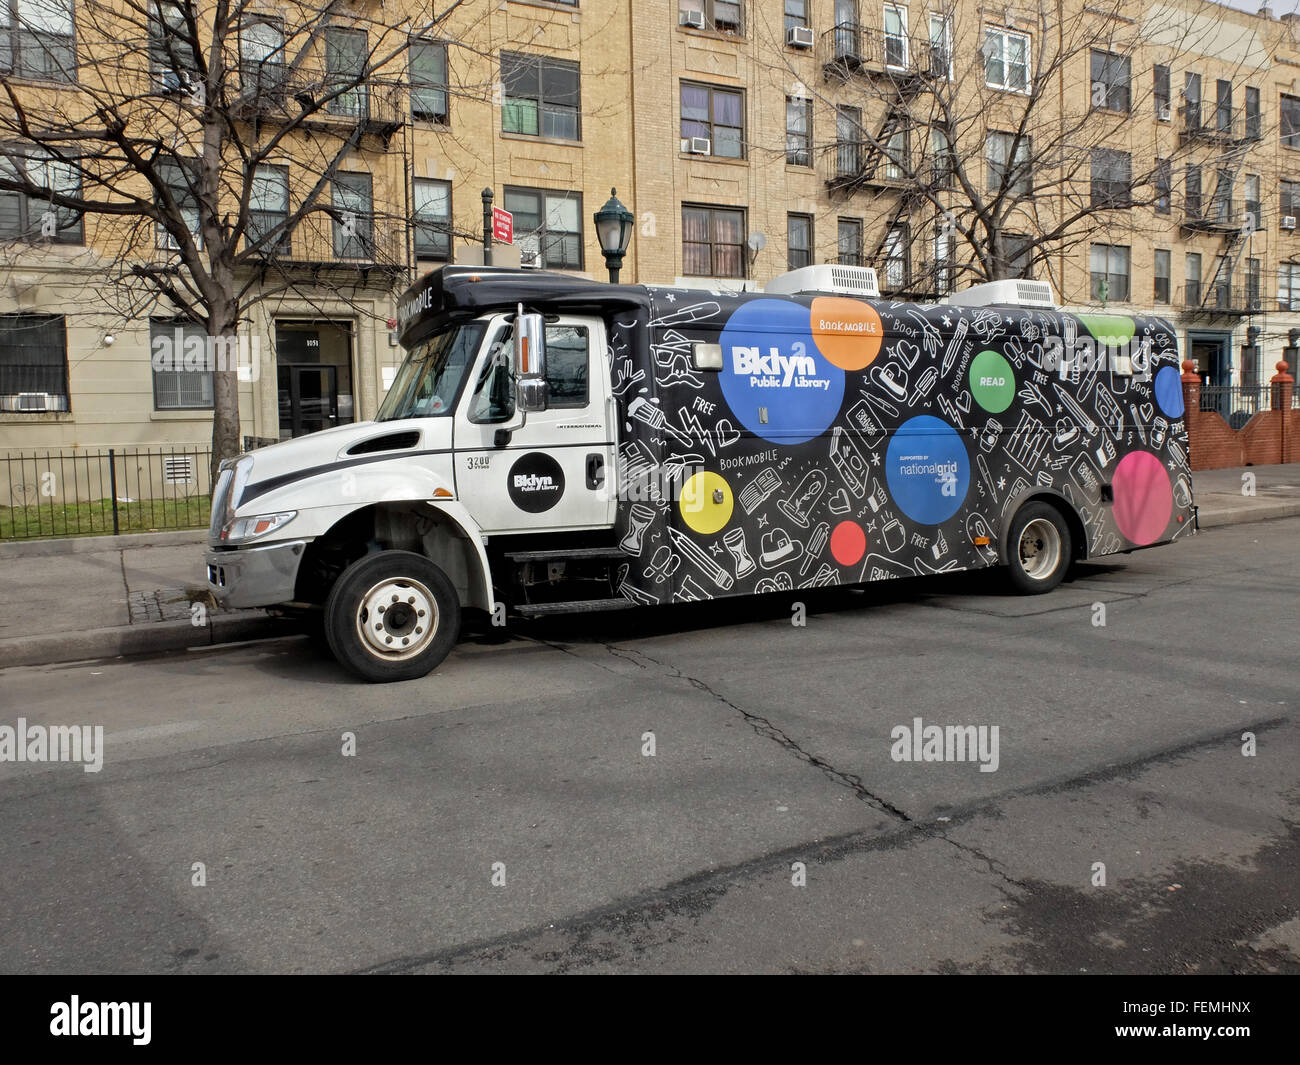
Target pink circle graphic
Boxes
[1111,451,1172,546]
[830,521,867,566]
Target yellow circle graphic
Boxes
[679,471,734,536]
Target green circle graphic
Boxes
[969,350,1016,413]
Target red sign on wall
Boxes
[492,207,514,245]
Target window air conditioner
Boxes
[685,136,712,155]
[1157,106,1171,122]
[1283,216,1297,230]
[16,392,52,411]
[787,27,814,48]
[679,10,705,29]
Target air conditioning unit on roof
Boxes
[945,279,1057,309]
[765,264,880,298]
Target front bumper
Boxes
[206,539,308,609]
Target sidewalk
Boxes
[1,463,1297,670]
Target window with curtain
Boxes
[682,205,745,278]
[501,52,581,141]
[0,314,68,407]
[2,0,76,81]
[150,320,214,410]
[413,179,451,261]
[505,186,583,269]
[333,172,373,259]
[1154,249,1170,304]
[0,147,83,243]
[1089,244,1129,302]
[787,213,812,270]
[247,164,289,253]
[680,82,744,158]
[1185,252,1202,305]
[411,38,448,124]
[785,96,811,167]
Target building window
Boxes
[787,212,812,270]
[155,160,199,251]
[1153,64,1169,114]
[149,1,199,91]
[928,15,952,79]
[1185,164,1202,218]
[1247,257,1261,308]
[678,1,743,35]
[930,127,954,186]
[501,52,580,141]
[1090,148,1131,208]
[1215,79,1232,134]
[783,0,807,33]
[239,16,285,96]
[934,222,953,294]
[883,4,908,68]
[1245,86,1261,140]
[1282,178,1300,223]
[1279,263,1300,311]
[1,0,76,82]
[984,27,1029,92]
[1005,233,1032,279]
[884,123,908,180]
[0,148,83,243]
[333,172,373,259]
[0,313,68,410]
[681,82,744,159]
[987,131,1030,195]
[837,217,862,266]
[1154,158,1171,215]
[1210,168,1232,222]
[505,186,583,270]
[682,204,745,278]
[325,27,368,118]
[882,221,909,290]
[1089,243,1129,302]
[247,164,289,253]
[1090,50,1130,112]
[150,320,213,410]
[785,96,811,167]
[1154,249,1170,304]
[1244,174,1260,230]
[410,38,448,124]
[413,178,451,261]
[1282,94,1300,149]
[1185,252,1202,305]
[835,105,862,178]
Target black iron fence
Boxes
[1,446,213,541]
[1199,385,1271,428]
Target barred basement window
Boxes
[150,320,213,411]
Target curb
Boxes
[1194,501,1300,530]
[0,529,208,560]
[0,611,305,670]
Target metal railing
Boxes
[1179,283,1262,316]
[1179,104,1263,144]
[1182,198,1242,232]
[0,447,212,541]
[244,211,406,270]
[817,23,943,87]
[1198,385,1270,428]
[232,64,406,142]
[820,140,912,190]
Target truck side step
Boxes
[514,598,635,617]
[504,547,627,564]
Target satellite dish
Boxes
[747,232,767,252]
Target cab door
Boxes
[454,315,617,535]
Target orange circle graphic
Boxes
[810,297,884,371]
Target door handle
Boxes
[586,453,605,490]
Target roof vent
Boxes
[765,264,880,298]
[944,279,1056,309]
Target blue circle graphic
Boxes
[718,299,845,444]
[1154,364,1184,418]
[885,416,970,525]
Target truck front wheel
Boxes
[324,551,461,682]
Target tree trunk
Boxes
[209,304,242,484]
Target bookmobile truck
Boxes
[206,264,1195,682]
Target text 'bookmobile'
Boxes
[206,264,1194,681]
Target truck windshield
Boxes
[376,322,486,421]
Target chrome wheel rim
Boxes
[355,577,438,660]
[1018,518,1062,581]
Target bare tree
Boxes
[757,0,1266,301]
[0,0,470,476]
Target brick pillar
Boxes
[1181,359,1200,415]
[1271,360,1294,411]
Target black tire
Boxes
[1005,502,1072,595]
[324,550,461,682]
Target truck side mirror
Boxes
[514,311,548,413]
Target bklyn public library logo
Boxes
[151,327,262,383]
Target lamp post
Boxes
[593,188,634,283]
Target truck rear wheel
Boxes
[324,551,461,682]
[1006,502,1072,595]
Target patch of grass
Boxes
[0,494,211,541]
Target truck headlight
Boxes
[220,511,297,543]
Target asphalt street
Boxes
[1,517,1297,974]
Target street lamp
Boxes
[593,187,634,283]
